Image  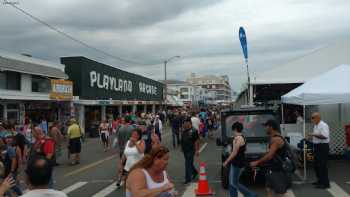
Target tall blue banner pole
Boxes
[239,27,251,104]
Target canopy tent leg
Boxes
[281,104,285,136]
[303,105,307,181]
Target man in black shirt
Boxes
[171,112,182,148]
[250,120,290,197]
[181,117,200,184]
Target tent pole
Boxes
[303,105,307,181]
[281,104,285,136]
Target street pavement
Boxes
[52,126,350,197]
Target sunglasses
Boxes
[311,116,317,119]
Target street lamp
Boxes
[164,56,180,104]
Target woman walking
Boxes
[116,128,145,188]
[223,122,257,197]
[126,146,177,197]
[99,120,110,152]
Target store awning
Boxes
[0,51,67,79]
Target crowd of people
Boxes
[2,108,214,196]
[0,107,333,197]
[0,117,81,197]
[95,108,220,196]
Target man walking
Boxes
[31,126,56,189]
[190,112,200,132]
[308,112,330,189]
[153,115,163,142]
[67,119,82,165]
[250,120,291,197]
[171,112,182,148]
[117,116,134,158]
[181,117,199,185]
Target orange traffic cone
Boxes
[195,162,214,196]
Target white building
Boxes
[186,73,232,104]
[0,51,73,125]
[164,80,209,107]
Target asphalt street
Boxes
[52,126,350,197]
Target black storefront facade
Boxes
[61,56,164,136]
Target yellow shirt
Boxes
[68,123,81,139]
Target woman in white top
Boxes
[126,146,176,197]
[116,128,145,188]
[99,120,110,152]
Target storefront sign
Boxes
[62,57,164,101]
[50,79,73,100]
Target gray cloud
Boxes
[0,0,349,91]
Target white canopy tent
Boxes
[281,64,350,180]
[282,64,350,105]
[253,40,350,85]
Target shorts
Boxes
[265,170,291,194]
[101,132,109,144]
[69,138,82,154]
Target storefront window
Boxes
[32,75,51,93]
[180,88,188,93]
[180,94,189,99]
[106,106,120,120]
[7,104,19,110]
[85,106,101,137]
[25,103,58,124]
[0,104,3,122]
[6,103,19,124]
[0,72,6,89]
[0,71,21,90]
[7,111,19,123]
[7,72,21,90]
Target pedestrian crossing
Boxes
[57,180,350,197]
[62,182,88,194]
[328,182,350,197]
[91,182,117,197]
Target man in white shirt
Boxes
[190,112,200,132]
[21,157,67,197]
[308,112,330,189]
[153,115,163,142]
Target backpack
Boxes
[29,137,56,166]
[276,136,297,173]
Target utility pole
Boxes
[164,60,167,103]
[163,56,180,108]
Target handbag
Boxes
[265,170,292,194]
[275,136,297,173]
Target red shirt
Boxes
[34,137,55,156]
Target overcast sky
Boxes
[1,0,350,92]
